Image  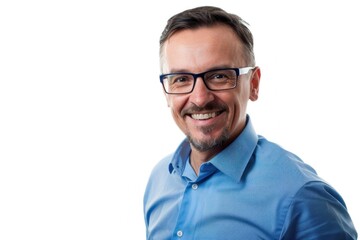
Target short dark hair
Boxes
[160,6,255,66]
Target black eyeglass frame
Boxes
[159,67,255,94]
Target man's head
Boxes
[159,6,261,157]
[160,6,256,71]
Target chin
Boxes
[188,130,230,152]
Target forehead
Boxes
[162,25,244,73]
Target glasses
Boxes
[160,67,255,94]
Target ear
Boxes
[249,67,261,101]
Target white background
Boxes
[1,0,359,239]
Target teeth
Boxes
[191,112,216,120]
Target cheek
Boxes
[167,96,186,115]
[230,88,250,117]
[169,99,188,131]
[165,95,170,107]
[166,95,175,109]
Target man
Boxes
[143,6,357,239]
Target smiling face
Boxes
[161,24,260,160]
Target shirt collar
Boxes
[210,116,258,182]
[169,115,258,182]
[168,139,191,175]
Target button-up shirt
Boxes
[143,116,357,239]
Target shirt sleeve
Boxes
[279,181,357,240]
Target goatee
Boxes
[187,127,230,152]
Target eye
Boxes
[173,76,190,83]
[206,69,237,82]
[213,73,228,79]
[207,72,230,81]
[169,75,192,85]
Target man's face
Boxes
[161,24,260,154]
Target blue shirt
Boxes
[143,116,357,239]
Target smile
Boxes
[191,111,221,120]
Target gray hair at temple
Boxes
[159,6,256,71]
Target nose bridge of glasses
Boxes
[192,72,211,91]
[189,73,215,105]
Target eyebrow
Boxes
[168,65,234,74]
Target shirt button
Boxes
[177,230,183,237]
[192,183,198,190]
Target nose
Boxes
[189,77,215,107]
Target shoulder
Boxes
[254,136,320,183]
[279,181,357,239]
[148,153,173,180]
[254,137,358,239]
[143,153,173,202]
